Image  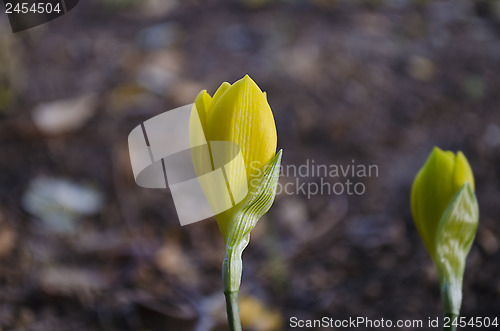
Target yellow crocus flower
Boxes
[189,75,281,331]
[189,75,277,241]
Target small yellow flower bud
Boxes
[411,147,474,259]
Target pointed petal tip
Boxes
[196,89,209,98]
[239,74,258,87]
[432,146,442,154]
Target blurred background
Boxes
[1,0,499,330]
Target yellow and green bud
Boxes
[189,75,278,242]
[411,147,479,318]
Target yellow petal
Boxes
[411,147,454,256]
[189,100,208,178]
[202,82,231,128]
[208,75,277,181]
[210,82,232,106]
[193,90,212,131]
[453,151,475,192]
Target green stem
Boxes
[220,151,283,331]
[443,313,457,331]
[440,281,461,331]
[222,247,244,331]
[224,291,242,331]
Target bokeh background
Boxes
[1,0,499,330]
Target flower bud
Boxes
[411,147,479,316]
[411,147,475,259]
[189,75,277,241]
